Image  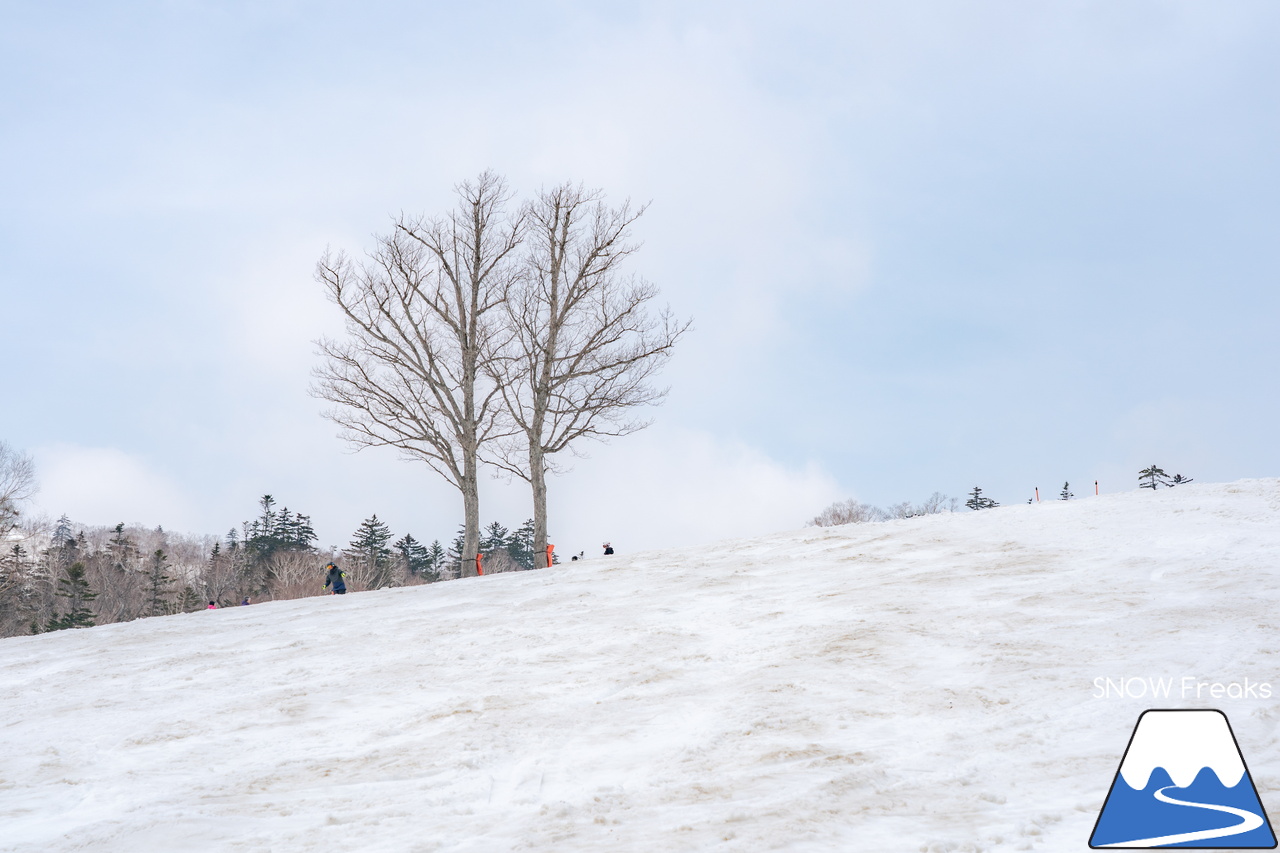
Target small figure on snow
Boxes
[207,601,217,610]
[602,542,614,556]
[241,597,250,606]
[324,562,348,595]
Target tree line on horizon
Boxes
[0,493,548,639]
[810,465,1198,527]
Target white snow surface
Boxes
[1118,710,1246,790]
[4,480,1280,852]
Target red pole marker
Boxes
[1095,480,1099,496]
[1035,487,1039,502]
[476,553,484,576]
[546,544,554,568]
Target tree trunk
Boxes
[529,442,549,567]
[460,460,481,577]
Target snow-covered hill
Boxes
[4,480,1280,852]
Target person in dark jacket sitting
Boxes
[323,562,348,595]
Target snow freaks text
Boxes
[1092,677,1273,700]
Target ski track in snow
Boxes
[2,480,1280,851]
[1099,785,1264,847]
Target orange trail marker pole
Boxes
[546,544,554,568]
[1035,487,1039,502]
[476,553,484,576]
[1095,480,1099,496]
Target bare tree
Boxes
[0,441,37,541]
[479,547,518,574]
[490,184,688,567]
[0,543,38,634]
[810,492,957,526]
[809,499,884,527]
[267,549,325,600]
[914,492,960,515]
[89,524,144,624]
[204,541,246,605]
[313,172,523,577]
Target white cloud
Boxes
[32,444,197,531]
[548,425,845,555]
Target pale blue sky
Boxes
[3,1,1278,551]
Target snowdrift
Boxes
[4,480,1280,852]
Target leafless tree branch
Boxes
[0,441,37,541]
[311,171,523,574]
[487,183,690,566]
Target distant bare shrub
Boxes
[810,492,957,527]
[882,501,915,520]
[480,547,518,574]
[914,492,960,515]
[809,500,884,527]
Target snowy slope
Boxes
[4,480,1280,852]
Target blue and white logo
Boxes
[1090,709,1276,848]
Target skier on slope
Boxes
[323,562,348,595]
[603,542,614,556]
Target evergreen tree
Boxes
[965,486,998,510]
[178,585,202,612]
[257,494,278,536]
[49,561,97,630]
[52,514,74,546]
[1138,465,1169,490]
[108,523,135,571]
[394,533,432,577]
[425,540,445,580]
[481,521,510,553]
[277,509,317,550]
[1060,482,1073,501]
[509,519,536,570]
[0,545,28,599]
[45,525,78,576]
[245,495,281,563]
[238,496,318,595]
[146,549,174,616]
[445,525,466,578]
[0,547,13,595]
[348,514,394,588]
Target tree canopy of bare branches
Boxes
[312,171,523,576]
[0,441,37,540]
[490,183,689,567]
